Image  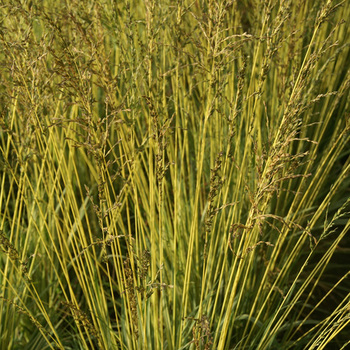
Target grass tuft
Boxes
[0,0,349,349]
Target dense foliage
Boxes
[0,0,349,349]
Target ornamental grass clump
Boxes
[0,0,349,349]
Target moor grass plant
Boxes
[0,0,349,349]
